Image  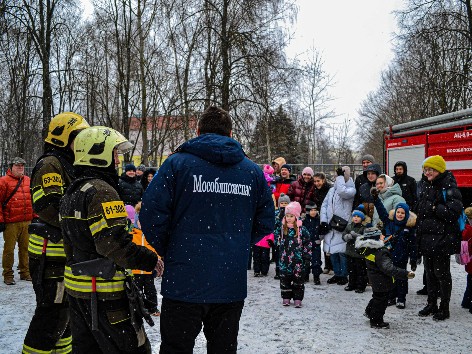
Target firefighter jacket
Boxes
[0,169,34,224]
[29,150,75,263]
[59,175,158,300]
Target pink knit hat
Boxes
[285,202,301,218]
[263,164,274,174]
[125,204,136,223]
[302,167,314,176]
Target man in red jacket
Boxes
[0,157,34,285]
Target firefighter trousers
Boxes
[23,257,71,353]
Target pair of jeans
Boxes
[160,297,244,354]
[330,252,347,277]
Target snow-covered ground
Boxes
[1,237,469,354]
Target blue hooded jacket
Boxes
[140,134,274,303]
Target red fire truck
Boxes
[384,108,472,206]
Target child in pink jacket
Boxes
[253,233,274,277]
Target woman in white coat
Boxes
[320,167,356,285]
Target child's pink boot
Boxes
[294,300,302,308]
[282,299,290,306]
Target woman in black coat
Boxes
[416,155,463,321]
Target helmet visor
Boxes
[116,141,133,154]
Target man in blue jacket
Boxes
[140,106,274,353]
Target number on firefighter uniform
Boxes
[42,173,63,188]
[102,201,127,219]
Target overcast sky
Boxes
[80,0,403,125]
[286,0,404,124]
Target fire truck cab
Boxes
[384,108,472,206]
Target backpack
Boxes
[455,240,471,265]
[442,190,467,232]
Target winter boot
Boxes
[370,321,390,329]
[355,288,365,294]
[418,303,438,317]
[254,272,261,277]
[294,300,302,308]
[416,286,428,295]
[433,302,450,321]
[387,298,396,307]
[337,277,348,285]
[282,299,290,306]
[313,276,321,285]
[344,285,356,291]
[327,275,339,284]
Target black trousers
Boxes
[424,254,452,304]
[346,256,367,290]
[68,295,151,353]
[388,259,408,302]
[280,273,305,300]
[23,257,71,353]
[159,297,244,354]
[134,274,158,313]
[253,246,270,275]
[365,291,388,323]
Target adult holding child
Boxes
[319,166,356,285]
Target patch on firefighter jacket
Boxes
[102,201,127,219]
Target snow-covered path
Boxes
[0,239,468,353]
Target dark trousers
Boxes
[23,257,71,353]
[280,273,305,300]
[424,254,452,304]
[311,245,322,277]
[365,291,388,323]
[388,259,408,302]
[159,297,244,354]
[253,246,270,275]
[347,256,367,290]
[68,295,151,353]
[324,252,333,271]
[134,274,158,313]
[461,274,472,310]
[274,248,280,276]
[247,245,253,270]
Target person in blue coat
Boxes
[140,106,274,354]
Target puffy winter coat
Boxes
[273,176,294,203]
[274,219,312,277]
[287,176,315,212]
[140,133,274,303]
[131,228,159,275]
[462,224,472,274]
[303,214,320,244]
[374,197,417,265]
[372,183,406,226]
[416,171,463,257]
[342,222,367,259]
[312,181,331,209]
[118,173,144,206]
[0,169,34,224]
[355,237,409,292]
[353,164,382,210]
[320,176,356,254]
[393,161,417,210]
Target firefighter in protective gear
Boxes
[23,112,89,354]
[59,126,159,353]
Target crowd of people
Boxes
[0,108,471,353]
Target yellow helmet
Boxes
[45,112,90,147]
[74,126,133,167]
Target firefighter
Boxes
[59,126,161,353]
[23,112,89,354]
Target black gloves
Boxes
[370,187,379,200]
[319,222,330,235]
[278,207,285,220]
[267,239,274,247]
[336,167,343,176]
[0,223,5,233]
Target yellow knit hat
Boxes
[423,155,446,173]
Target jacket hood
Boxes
[6,169,23,180]
[363,163,382,178]
[431,170,458,189]
[388,207,417,227]
[355,236,384,250]
[272,157,286,167]
[380,183,402,200]
[393,161,408,176]
[176,134,245,165]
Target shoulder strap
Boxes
[2,177,23,208]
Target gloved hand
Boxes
[410,262,417,272]
[278,207,285,220]
[267,239,274,247]
[319,222,330,235]
[0,223,5,233]
[416,257,422,266]
[370,187,379,200]
[155,258,164,277]
[407,272,415,279]
[342,166,351,182]
[315,240,321,245]
[336,167,343,176]
[343,233,353,241]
